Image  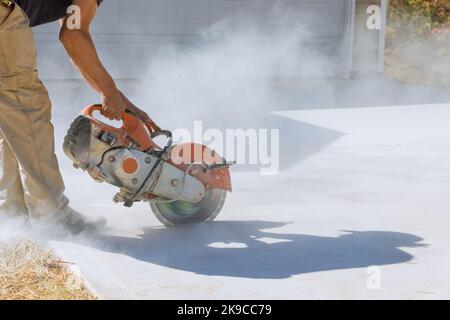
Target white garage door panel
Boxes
[119,0,173,34]
[36,40,122,80]
[35,0,352,79]
[93,42,121,78]
[35,41,75,79]
[176,0,212,24]
[91,0,120,33]
[121,0,167,24]
[119,41,161,75]
[117,0,346,36]
[34,21,59,33]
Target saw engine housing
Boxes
[63,105,232,225]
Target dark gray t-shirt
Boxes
[15,0,102,27]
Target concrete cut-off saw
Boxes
[63,105,233,226]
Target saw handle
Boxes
[81,104,163,151]
[83,104,132,127]
[82,104,161,133]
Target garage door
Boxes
[34,0,354,79]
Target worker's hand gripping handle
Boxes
[81,104,170,152]
[82,104,161,133]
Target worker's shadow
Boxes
[90,220,426,279]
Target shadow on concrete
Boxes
[93,220,425,279]
[212,114,343,172]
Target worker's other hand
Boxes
[129,106,151,122]
[101,90,126,120]
[119,92,161,132]
[119,92,150,122]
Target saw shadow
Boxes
[91,220,426,279]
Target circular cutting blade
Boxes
[149,189,227,226]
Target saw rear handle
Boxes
[83,104,161,132]
[82,104,170,151]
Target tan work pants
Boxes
[0,4,69,220]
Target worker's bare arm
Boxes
[59,0,148,121]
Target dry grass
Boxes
[385,11,450,90]
[0,239,95,300]
[385,46,450,90]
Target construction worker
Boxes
[0,0,149,233]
